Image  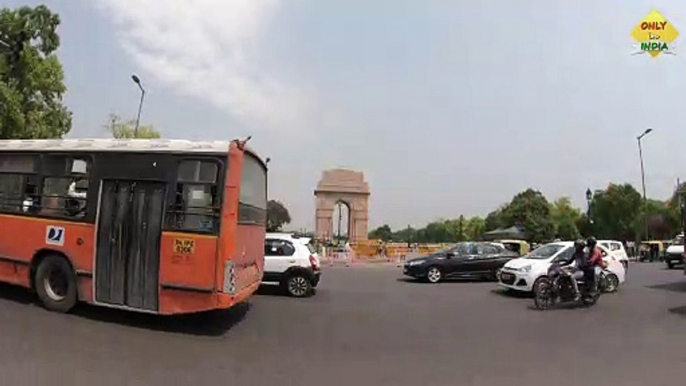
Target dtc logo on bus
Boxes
[631,9,679,58]
[173,238,195,255]
[46,226,65,246]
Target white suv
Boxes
[262,233,321,297]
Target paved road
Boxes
[0,263,685,385]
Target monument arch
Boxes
[314,169,369,243]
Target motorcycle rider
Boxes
[558,240,587,301]
[585,237,603,294]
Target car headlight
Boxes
[521,265,532,273]
[408,260,425,266]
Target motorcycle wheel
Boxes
[534,279,554,311]
[603,274,619,293]
[599,274,608,293]
[581,285,600,307]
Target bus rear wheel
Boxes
[35,254,77,313]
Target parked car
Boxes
[402,242,518,283]
[665,234,684,269]
[262,233,321,297]
[598,240,629,271]
[498,242,626,293]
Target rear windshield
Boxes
[526,244,565,259]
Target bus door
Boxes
[95,180,166,311]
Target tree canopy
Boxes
[106,114,161,139]
[500,189,555,243]
[367,183,685,244]
[588,184,642,241]
[0,5,72,139]
[267,200,291,232]
[369,224,393,241]
[550,197,581,240]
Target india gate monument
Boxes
[314,169,370,243]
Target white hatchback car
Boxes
[598,240,629,271]
[498,241,626,293]
[262,233,321,297]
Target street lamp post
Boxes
[131,74,146,137]
[637,128,653,241]
[586,188,593,224]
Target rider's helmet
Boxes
[574,239,585,251]
[586,237,597,248]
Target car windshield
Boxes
[525,244,565,260]
[674,235,684,245]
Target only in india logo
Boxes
[630,9,679,58]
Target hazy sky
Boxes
[7,0,686,231]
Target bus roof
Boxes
[0,138,266,165]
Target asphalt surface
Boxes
[0,263,685,386]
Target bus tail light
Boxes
[223,261,236,294]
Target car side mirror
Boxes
[446,252,456,258]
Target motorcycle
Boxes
[534,263,600,310]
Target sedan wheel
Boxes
[426,267,442,283]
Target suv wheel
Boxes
[285,274,312,298]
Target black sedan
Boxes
[402,242,519,283]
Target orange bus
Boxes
[0,138,267,314]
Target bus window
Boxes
[238,153,267,225]
[39,156,90,218]
[168,159,221,232]
[0,155,38,213]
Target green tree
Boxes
[501,189,555,243]
[576,213,593,238]
[644,199,673,240]
[392,226,417,243]
[464,216,486,240]
[443,217,466,242]
[484,207,505,231]
[422,221,451,243]
[0,5,72,138]
[369,224,393,241]
[550,197,581,240]
[267,200,291,232]
[665,182,686,237]
[106,114,161,138]
[589,184,642,241]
